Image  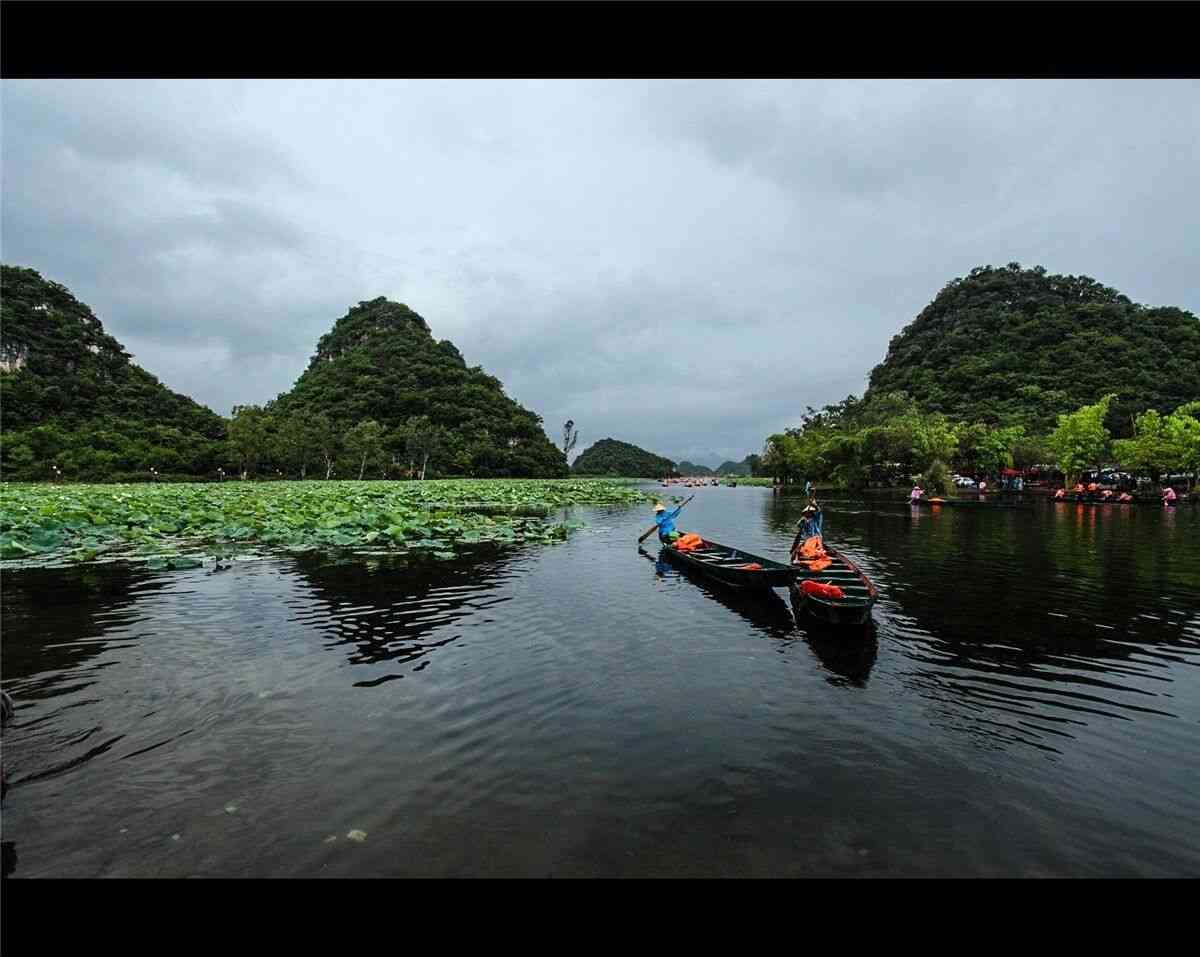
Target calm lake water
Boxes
[2,486,1198,877]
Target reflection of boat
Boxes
[911,497,1033,510]
[643,548,798,633]
[802,617,880,686]
[659,538,795,589]
[788,546,877,626]
[639,548,878,682]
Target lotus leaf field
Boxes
[0,479,655,568]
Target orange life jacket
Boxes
[674,533,705,551]
[798,535,826,560]
[737,563,763,571]
[799,579,845,600]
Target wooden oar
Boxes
[637,495,695,544]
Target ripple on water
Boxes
[2,493,1199,876]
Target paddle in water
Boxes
[638,494,695,544]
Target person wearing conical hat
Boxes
[653,500,685,543]
[789,499,824,561]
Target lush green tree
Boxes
[1166,410,1200,490]
[1,265,226,481]
[865,263,1199,434]
[1113,409,1173,482]
[1115,404,1200,488]
[955,423,1025,476]
[344,419,386,480]
[274,412,325,479]
[918,459,954,497]
[399,415,446,480]
[271,297,567,478]
[228,405,274,478]
[1047,394,1115,486]
[1010,435,1050,471]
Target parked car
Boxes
[953,475,976,488]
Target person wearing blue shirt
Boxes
[790,501,824,558]
[654,502,686,542]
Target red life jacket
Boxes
[799,579,845,600]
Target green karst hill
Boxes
[717,458,754,476]
[571,438,674,477]
[1,265,227,480]
[865,263,1200,435]
[269,297,567,478]
[676,461,714,476]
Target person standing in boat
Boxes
[653,501,685,542]
[790,501,824,561]
[910,484,924,502]
[1162,484,1178,506]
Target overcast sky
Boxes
[3,80,1197,466]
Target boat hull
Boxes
[659,539,795,589]
[789,545,878,626]
[911,497,1033,510]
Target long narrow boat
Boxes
[788,545,878,626]
[1053,496,1137,506]
[659,538,796,589]
[910,497,1034,510]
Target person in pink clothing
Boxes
[1162,485,1178,505]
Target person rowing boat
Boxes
[789,500,824,563]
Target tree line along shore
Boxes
[2,263,1197,491]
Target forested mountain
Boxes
[717,458,753,476]
[1,265,227,480]
[571,438,674,477]
[268,297,567,478]
[676,460,714,476]
[865,263,1200,435]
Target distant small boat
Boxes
[912,497,1033,510]
[1054,496,1136,506]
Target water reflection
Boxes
[762,491,1200,754]
[2,493,1197,877]
[637,546,878,687]
[287,549,518,686]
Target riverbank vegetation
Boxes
[0,478,654,567]
[763,390,1199,495]
[765,265,1199,494]
[1,268,568,482]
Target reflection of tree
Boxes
[1,563,167,693]
[637,547,878,687]
[763,491,1200,751]
[288,548,519,685]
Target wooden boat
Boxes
[659,538,796,589]
[911,497,1033,510]
[788,545,878,626]
[1054,496,1136,506]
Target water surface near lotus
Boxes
[3,486,1198,876]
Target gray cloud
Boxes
[2,79,1197,464]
